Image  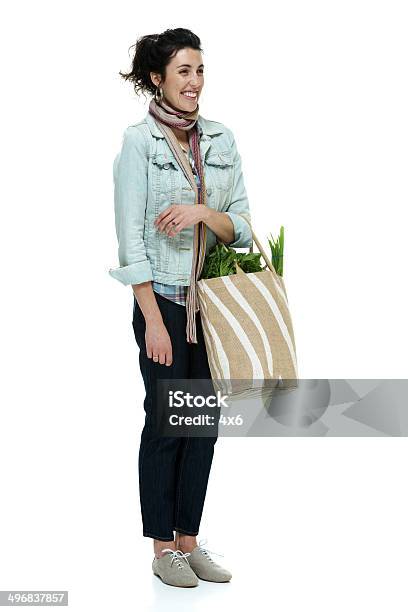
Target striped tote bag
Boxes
[197,215,298,398]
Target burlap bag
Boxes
[197,215,298,397]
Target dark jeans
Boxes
[132,292,218,541]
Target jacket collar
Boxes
[144,110,224,141]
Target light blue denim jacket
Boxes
[108,111,252,286]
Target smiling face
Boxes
[150,47,204,112]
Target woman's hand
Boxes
[154,204,209,238]
[145,320,173,366]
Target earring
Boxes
[154,86,163,103]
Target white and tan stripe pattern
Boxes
[222,276,274,377]
[199,298,226,380]
[249,273,298,378]
[197,269,298,394]
[199,298,234,395]
[200,282,265,380]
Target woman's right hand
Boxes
[145,320,173,366]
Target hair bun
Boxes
[119,28,202,98]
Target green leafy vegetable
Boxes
[267,226,284,277]
[201,243,263,279]
[201,227,285,280]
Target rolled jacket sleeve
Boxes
[108,126,154,286]
[223,129,253,249]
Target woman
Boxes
[109,28,252,588]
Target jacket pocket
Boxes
[204,151,233,191]
[152,153,181,195]
[152,152,180,170]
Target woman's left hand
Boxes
[154,204,208,238]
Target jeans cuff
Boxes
[174,527,199,536]
[143,531,174,541]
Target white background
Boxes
[1,1,407,610]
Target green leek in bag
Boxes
[267,226,284,277]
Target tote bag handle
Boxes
[235,213,276,275]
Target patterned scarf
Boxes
[148,97,207,344]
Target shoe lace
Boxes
[197,538,224,565]
[161,548,191,570]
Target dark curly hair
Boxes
[119,28,203,101]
